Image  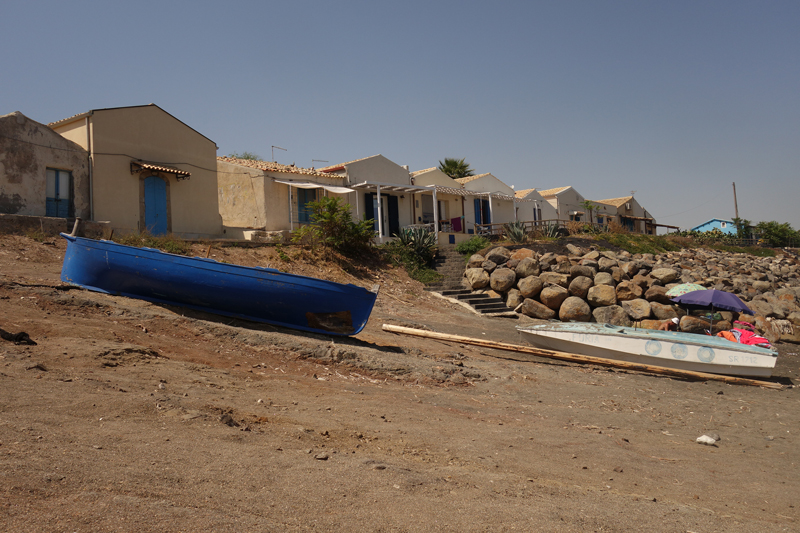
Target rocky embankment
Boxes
[464,243,800,343]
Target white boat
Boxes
[516,323,778,377]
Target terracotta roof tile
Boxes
[217,156,332,178]
[595,195,633,208]
[318,154,381,172]
[410,167,437,177]
[454,173,490,184]
[536,186,571,197]
[514,188,537,198]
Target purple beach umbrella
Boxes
[670,289,753,315]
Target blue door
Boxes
[297,188,317,224]
[144,176,168,235]
[473,198,490,224]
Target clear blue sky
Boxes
[3,1,798,232]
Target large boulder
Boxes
[632,273,654,290]
[565,243,584,256]
[539,272,569,288]
[515,257,541,278]
[540,285,569,311]
[598,257,618,272]
[651,268,681,284]
[465,268,490,289]
[592,305,632,327]
[615,280,643,301]
[747,300,777,318]
[622,298,652,321]
[594,272,615,287]
[650,302,678,320]
[518,275,544,299]
[510,248,535,262]
[570,264,596,280]
[559,296,592,322]
[620,261,641,278]
[644,285,673,304]
[467,254,485,268]
[519,298,556,320]
[753,280,772,293]
[587,285,617,307]
[568,276,593,299]
[506,288,524,310]
[486,247,512,265]
[481,259,498,274]
[490,268,516,293]
[679,316,730,334]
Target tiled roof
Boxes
[131,161,190,179]
[48,111,91,126]
[595,195,633,208]
[318,154,381,172]
[217,156,333,178]
[410,167,437,177]
[514,188,537,198]
[454,173,490,184]
[536,186,571,197]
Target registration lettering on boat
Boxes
[570,333,600,343]
[728,354,758,364]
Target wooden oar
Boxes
[381,324,783,390]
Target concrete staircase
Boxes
[425,246,516,317]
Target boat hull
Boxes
[60,234,378,336]
[517,323,778,377]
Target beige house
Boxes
[409,167,466,231]
[594,195,656,234]
[514,188,558,223]
[217,157,354,240]
[50,104,221,237]
[319,155,427,241]
[0,111,90,219]
[454,173,521,233]
[537,186,588,222]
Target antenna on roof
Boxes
[312,159,328,167]
[630,190,636,197]
[271,145,286,162]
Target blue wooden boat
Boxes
[60,233,379,336]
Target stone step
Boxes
[456,293,488,300]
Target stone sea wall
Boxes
[464,244,800,343]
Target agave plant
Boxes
[394,227,438,263]
[538,222,561,239]
[503,221,528,244]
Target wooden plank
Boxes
[381,324,783,390]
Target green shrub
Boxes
[291,196,375,257]
[380,240,442,284]
[455,236,491,256]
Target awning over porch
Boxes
[273,179,354,194]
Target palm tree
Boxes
[438,158,475,179]
[580,200,597,224]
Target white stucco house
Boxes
[514,188,559,224]
[536,186,588,222]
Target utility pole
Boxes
[732,182,739,219]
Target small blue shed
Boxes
[691,218,736,235]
